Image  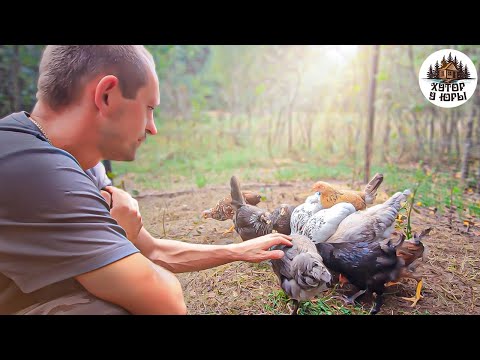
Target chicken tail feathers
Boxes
[380,232,406,253]
[230,175,246,211]
[384,188,411,211]
[364,173,384,204]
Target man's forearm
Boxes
[135,227,242,273]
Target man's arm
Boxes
[135,227,292,273]
[102,185,293,274]
[75,252,187,314]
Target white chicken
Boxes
[289,192,323,235]
[301,202,357,244]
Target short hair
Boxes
[37,45,154,110]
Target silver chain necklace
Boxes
[29,116,52,145]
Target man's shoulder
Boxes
[0,112,81,176]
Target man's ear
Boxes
[94,75,120,115]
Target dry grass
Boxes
[135,180,480,315]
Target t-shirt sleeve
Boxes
[85,161,113,190]
[0,147,139,293]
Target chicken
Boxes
[301,202,356,244]
[316,233,406,314]
[386,227,432,307]
[230,175,273,241]
[270,234,332,315]
[270,204,296,235]
[326,189,411,244]
[311,173,384,211]
[202,191,262,234]
[290,192,323,235]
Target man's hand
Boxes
[101,186,143,243]
[232,233,293,263]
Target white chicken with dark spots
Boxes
[301,202,356,244]
[290,192,323,235]
[270,233,332,315]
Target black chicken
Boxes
[270,204,296,235]
[316,233,406,314]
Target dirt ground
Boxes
[132,179,480,315]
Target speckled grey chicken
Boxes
[202,191,262,234]
[326,189,411,244]
[230,175,273,241]
[289,192,323,235]
[301,202,356,244]
[270,204,296,235]
[270,233,332,315]
[316,233,406,314]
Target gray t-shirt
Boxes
[0,111,139,314]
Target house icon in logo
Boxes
[439,62,458,82]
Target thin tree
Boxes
[458,61,464,79]
[434,60,440,78]
[464,64,471,79]
[460,108,475,180]
[427,64,434,79]
[364,45,380,183]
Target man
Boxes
[0,45,292,315]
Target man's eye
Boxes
[148,106,155,111]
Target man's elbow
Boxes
[166,279,187,315]
[147,263,187,315]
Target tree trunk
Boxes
[461,107,475,179]
[411,110,424,161]
[476,109,480,193]
[287,69,302,153]
[429,109,435,163]
[454,114,461,162]
[287,109,293,152]
[306,112,313,151]
[365,45,380,183]
[11,45,20,111]
[382,105,392,162]
[446,109,456,158]
[440,112,449,158]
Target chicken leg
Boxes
[333,289,367,306]
[222,224,235,235]
[290,299,300,315]
[400,279,423,307]
[370,292,384,315]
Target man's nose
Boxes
[146,118,157,135]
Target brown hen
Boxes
[386,227,432,307]
[202,191,262,234]
[311,173,384,210]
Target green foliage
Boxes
[195,173,207,188]
[264,290,369,315]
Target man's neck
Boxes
[30,103,102,170]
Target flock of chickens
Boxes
[202,174,432,315]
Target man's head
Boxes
[37,45,159,161]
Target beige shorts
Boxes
[15,289,130,315]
